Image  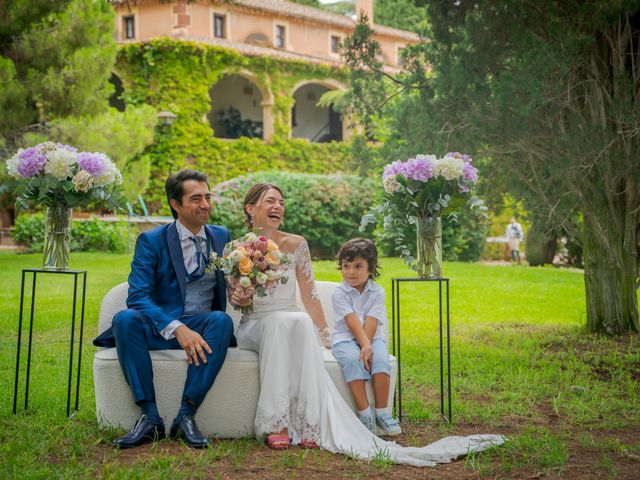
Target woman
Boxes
[232,183,504,466]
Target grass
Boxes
[0,251,638,478]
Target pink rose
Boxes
[255,237,268,254]
[254,256,268,271]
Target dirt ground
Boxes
[90,416,640,479]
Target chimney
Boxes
[355,0,374,26]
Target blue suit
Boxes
[94,221,234,410]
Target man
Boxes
[505,216,525,264]
[94,169,234,448]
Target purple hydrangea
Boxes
[57,143,78,153]
[382,155,436,183]
[382,159,405,179]
[17,148,47,178]
[462,161,478,183]
[77,152,106,176]
[406,154,435,181]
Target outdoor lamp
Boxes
[157,111,177,126]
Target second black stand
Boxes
[391,277,451,422]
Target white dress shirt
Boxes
[331,278,389,346]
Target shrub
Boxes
[13,212,45,253]
[71,218,129,253]
[13,213,130,253]
[210,172,377,259]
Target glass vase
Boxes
[416,215,442,278]
[43,206,72,271]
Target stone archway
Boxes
[208,71,273,140]
[290,80,347,142]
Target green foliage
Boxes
[12,213,129,253]
[375,0,429,34]
[209,172,377,258]
[51,105,158,200]
[70,218,129,253]
[12,212,46,252]
[0,0,116,137]
[0,57,31,136]
[216,106,263,139]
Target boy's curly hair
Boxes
[336,238,380,279]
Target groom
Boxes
[94,169,234,448]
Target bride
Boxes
[231,182,504,467]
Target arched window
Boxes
[291,83,342,142]
[208,74,265,139]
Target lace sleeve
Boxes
[294,238,319,300]
[294,238,330,347]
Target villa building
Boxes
[110,0,419,142]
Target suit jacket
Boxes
[93,221,232,347]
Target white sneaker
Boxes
[376,412,402,436]
[357,408,376,434]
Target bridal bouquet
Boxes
[362,152,486,277]
[215,232,290,314]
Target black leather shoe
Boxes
[170,416,211,448]
[112,414,165,448]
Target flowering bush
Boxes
[361,152,486,271]
[5,141,124,210]
[215,232,290,314]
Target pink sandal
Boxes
[267,434,289,450]
[300,439,319,449]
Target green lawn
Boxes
[0,251,638,478]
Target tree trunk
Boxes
[525,222,556,266]
[582,198,639,335]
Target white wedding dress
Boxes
[236,241,504,467]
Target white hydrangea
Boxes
[72,170,94,193]
[93,155,121,187]
[44,148,77,180]
[382,175,402,193]
[238,276,252,288]
[433,156,465,181]
[6,153,20,179]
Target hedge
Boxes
[209,172,377,259]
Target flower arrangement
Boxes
[6,141,124,209]
[361,152,486,277]
[215,232,290,314]
[5,141,125,270]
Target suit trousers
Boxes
[112,309,234,409]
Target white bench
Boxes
[93,281,397,438]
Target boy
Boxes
[331,238,401,436]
